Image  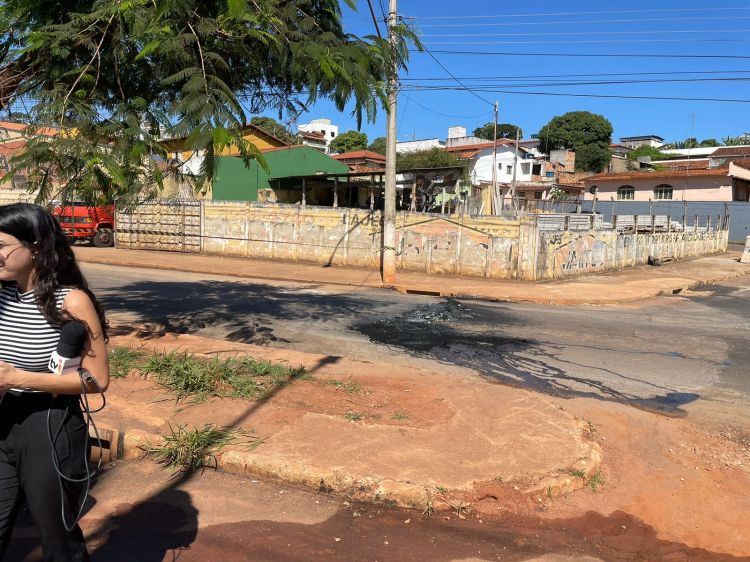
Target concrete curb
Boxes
[77,252,750,307]
[94,420,603,508]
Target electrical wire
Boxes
[406,95,494,119]
[403,77,750,89]
[401,70,750,81]
[402,88,750,103]
[417,15,750,27]
[420,46,495,106]
[406,7,750,20]
[412,49,750,59]
[365,0,382,38]
[423,39,749,45]
[421,29,750,37]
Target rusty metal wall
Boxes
[115,199,202,253]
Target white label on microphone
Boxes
[48,352,82,376]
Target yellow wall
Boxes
[164,127,286,162]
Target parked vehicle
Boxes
[51,202,115,247]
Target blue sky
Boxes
[263,1,750,145]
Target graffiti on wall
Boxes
[551,234,607,274]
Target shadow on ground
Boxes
[355,299,699,417]
[98,279,396,345]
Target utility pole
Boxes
[491,100,498,214]
[510,127,520,212]
[382,0,398,285]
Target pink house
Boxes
[583,162,750,202]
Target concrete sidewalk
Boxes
[75,246,750,305]
[97,331,601,507]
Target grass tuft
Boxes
[323,378,363,394]
[109,346,147,379]
[587,471,606,492]
[138,351,308,401]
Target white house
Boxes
[619,135,664,149]
[396,138,445,154]
[447,141,546,187]
[297,118,338,153]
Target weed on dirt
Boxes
[344,411,365,422]
[391,411,409,421]
[323,378,363,394]
[144,423,263,472]
[587,471,606,491]
[109,346,147,378]
[138,350,308,401]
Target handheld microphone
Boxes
[48,321,87,376]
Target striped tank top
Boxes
[0,283,72,373]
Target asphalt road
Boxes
[83,262,750,428]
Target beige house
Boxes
[583,164,750,202]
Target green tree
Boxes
[396,147,464,171]
[699,138,720,148]
[250,117,298,145]
[330,130,367,153]
[721,135,750,146]
[473,122,522,141]
[367,136,386,155]
[626,145,668,161]
[0,0,418,202]
[538,111,613,172]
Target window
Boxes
[617,185,635,200]
[534,191,543,200]
[653,184,673,200]
[521,163,531,175]
[506,165,513,174]
[330,131,335,138]
[532,163,542,175]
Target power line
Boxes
[423,39,749,45]
[406,7,750,20]
[420,46,495,106]
[402,88,750,104]
[377,0,388,23]
[417,15,750,27]
[406,96,494,119]
[401,70,750,81]
[413,49,750,60]
[365,0,383,38]
[404,77,750,88]
[421,29,750,37]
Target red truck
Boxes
[52,203,115,247]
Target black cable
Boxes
[401,70,750,81]
[365,0,382,38]
[411,49,750,60]
[420,46,494,106]
[404,77,750,88]
[407,7,750,19]
[47,370,105,532]
[402,88,750,104]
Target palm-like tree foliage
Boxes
[0,0,418,202]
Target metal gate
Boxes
[115,199,202,253]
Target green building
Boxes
[211,146,350,203]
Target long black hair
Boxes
[0,203,108,340]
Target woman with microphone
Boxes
[0,203,110,561]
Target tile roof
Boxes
[585,167,729,183]
[445,139,513,153]
[711,146,750,157]
[657,159,711,170]
[0,120,60,137]
[332,150,386,162]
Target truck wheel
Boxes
[93,228,114,248]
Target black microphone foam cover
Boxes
[57,321,87,359]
